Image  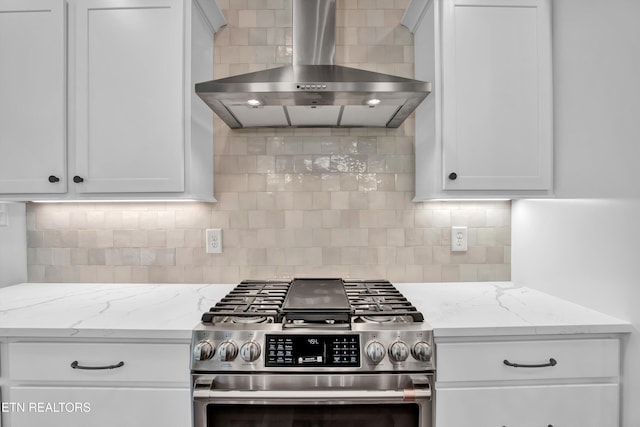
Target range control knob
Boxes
[365,341,386,364]
[411,341,433,362]
[388,341,410,363]
[218,341,239,362]
[240,341,261,362]
[193,340,215,361]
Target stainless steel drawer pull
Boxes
[70,360,125,370]
[503,358,557,368]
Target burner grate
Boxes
[201,280,290,323]
[344,280,424,322]
[201,278,424,324]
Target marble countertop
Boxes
[0,282,631,340]
[0,283,234,340]
[396,282,632,337]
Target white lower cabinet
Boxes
[3,340,191,427]
[9,387,189,427]
[8,342,188,383]
[434,336,622,427]
[437,384,619,427]
[436,338,620,382]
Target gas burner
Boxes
[228,316,270,324]
[209,315,274,324]
[355,314,417,324]
[356,315,397,323]
[354,304,410,323]
[355,304,394,323]
[287,318,339,325]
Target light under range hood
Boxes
[195,0,431,129]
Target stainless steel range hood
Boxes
[195,0,431,129]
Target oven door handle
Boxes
[193,387,431,402]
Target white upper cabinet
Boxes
[0,0,225,201]
[406,0,553,200]
[70,0,185,194]
[0,0,66,194]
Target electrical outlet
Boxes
[451,226,468,252]
[205,228,222,254]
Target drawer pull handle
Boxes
[70,360,125,370]
[503,358,557,368]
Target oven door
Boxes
[192,374,432,427]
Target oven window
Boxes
[206,404,419,427]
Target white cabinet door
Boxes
[9,386,190,427]
[441,0,552,191]
[0,0,66,194]
[436,338,620,382]
[436,384,619,427]
[71,0,185,193]
[8,342,189,384]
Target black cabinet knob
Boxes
[448,172,458,180]
[73,176,84,183]
[48,175,60,183]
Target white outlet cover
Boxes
[205,228,222,254]
[451,226,468,252]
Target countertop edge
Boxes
[433,323,634,338]
[0,328,194,341]
[1,324,631,341]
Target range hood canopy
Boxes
[195,0,431,129]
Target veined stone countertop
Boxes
[0,283,235,340]
[0,282,631,340]
[395,282,632,337]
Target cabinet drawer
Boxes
[437,338,619,382]
[8,342,189,384]
[436,384,619,427]
[9,386,189,427]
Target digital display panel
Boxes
[265,335,360,367]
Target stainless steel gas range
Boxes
[191,278,434,427]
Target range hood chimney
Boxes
[195,0,431,129]
[293,0,336,66]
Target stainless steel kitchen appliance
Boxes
[195,0,430,129]
[191,278,434,427]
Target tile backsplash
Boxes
[27,200,510,283]
[25,0,511,284]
